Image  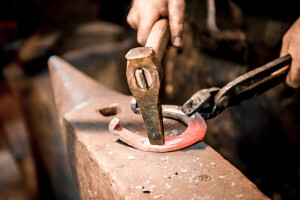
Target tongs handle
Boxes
[215,54,292,110]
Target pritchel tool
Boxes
[125,19,169,145]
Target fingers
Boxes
[127,0,184,47]
[127,8,138,30]
[280,18,300,88]
[280,31,290,57]
[127,0,168,46]
[137,13,160,45]
[286,48,300,88]
[287,64,300,88]
[168,0,185,47]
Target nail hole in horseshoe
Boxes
[99,104,122,117]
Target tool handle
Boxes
[145,18,170,61]
[215,54,292,108]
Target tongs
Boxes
[182,54,292,119]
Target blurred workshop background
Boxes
[0,0,299,200]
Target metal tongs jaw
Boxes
[182,54,292,119]
[181,87,220,119]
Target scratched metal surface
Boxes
[49,56,269,200]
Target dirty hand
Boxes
[127,0,185,47]
[280,18,300,88]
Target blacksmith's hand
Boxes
[280,17,300,88]
[127,0,185,47]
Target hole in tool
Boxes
[99,104,122,117]
[134,67,152,89]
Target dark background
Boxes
[0,0,299,200]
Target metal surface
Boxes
[5,62,80,200]
[109,104,207,152]
[182,54,292,119]
[48,56,269,200]
[126,47,164,145]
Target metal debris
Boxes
[235,194,244,198]
[161,156,170,163]
[154,194,162,199]
[165,183,171,189]
[136,186,144,190]
[169,129,183,137]
[166,171,178,179]
[199,174,211,181]
[127,155,135,160]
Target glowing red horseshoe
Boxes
[109,106,207,152]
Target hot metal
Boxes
[109,105,207,152]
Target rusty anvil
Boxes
[125,19,169,145]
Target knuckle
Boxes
[137,33,145,45]
[127,12,139,29]
[170,21,183,36]
[282,33,289,43]
[126,14,132,24]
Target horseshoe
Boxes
[109,104,207,152]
